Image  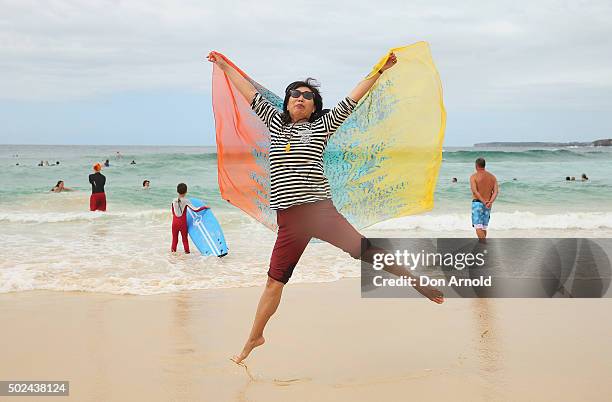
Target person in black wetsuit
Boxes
[89,163,107,211]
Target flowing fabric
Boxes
[212,41,446,230]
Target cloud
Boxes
[0,0,611,112]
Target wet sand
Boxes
[1,279,611,401]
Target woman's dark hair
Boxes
[143,180,150,187]
[280,78,329,124]
[177,183,187,195]
[51,180,63,190]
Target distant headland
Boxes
[474,139,612,147]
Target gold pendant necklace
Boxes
[283,119,307,153]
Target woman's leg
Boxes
[232,276,285,363]
[233,208,311,363]
[312,201,444,304]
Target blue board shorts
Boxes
[471,200,491,230]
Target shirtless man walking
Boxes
[470,158,498,240]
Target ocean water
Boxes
[1,144,612,294]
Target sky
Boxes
[1,0,611,146]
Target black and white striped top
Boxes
[251,92,358,210]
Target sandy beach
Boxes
[2,279,611,401]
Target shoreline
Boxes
[2,225,612,296]
[2,278,612,401]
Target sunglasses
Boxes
[288,89,315,100]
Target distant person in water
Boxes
[171,183,193,253]
[581,173,589,181]
[51,180,72,193]
[104,159,110,167]
[89,163,107,211]
[38,161,43,166]
[130,160,136,165]
[142,180,150,189]
[451,177,457,183]
[56,161,60,165]
[571,176,576,181]
[565,176,570,181]
[470,157,498,241]
[116,151,123,159]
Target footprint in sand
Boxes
[273,378,311,387]
[231,359,311,386]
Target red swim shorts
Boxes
[90,192,107,211]
[269,199,369,284]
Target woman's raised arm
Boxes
[320,52,399,134]
[348,52,397,102]
[207,51,257,104]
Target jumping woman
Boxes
[207,51,444,364]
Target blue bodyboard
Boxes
[186,198,228,257]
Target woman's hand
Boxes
[207,51,228,70]
[380,52,397,72]
[348,52,398,101]
[207,51,257,103]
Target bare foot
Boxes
[231,336,265,364]
[414,285,445,304]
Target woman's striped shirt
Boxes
[251,92,357,210]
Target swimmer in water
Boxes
[51,180,73,193]
[142,180,150,189]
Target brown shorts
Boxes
[269,199,370,284]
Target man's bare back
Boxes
[471,171,497,203]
